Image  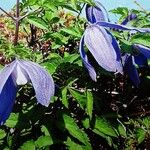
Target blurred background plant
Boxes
[0,0,150,149]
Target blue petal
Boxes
[0,60,17,93]
[84,24,123,73]
[85,1,108,23]
[18,60,55,107]
[0,76,17,125]
[123,55,140,87]
[121,13,137,25]
[96,21,150,33]
[134,53,148,67]
[106,30,121,61]
[86,5,95,23]
[133,44,150,58]
[79,36,97,81]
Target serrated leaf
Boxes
[19,140,35,150]
[61,27,82,38]
[26,17,48,30]
[94,117,118,137]
[62,114,91,149]
[86,90,93,120]
[68,88,86,109]
[61,87,69,108]
[135,128,146,144]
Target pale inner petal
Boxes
[16,64,28,85]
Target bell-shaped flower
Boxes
[85,1,150,33]
[85,1,109,23]
[82,1,150,81]
[123,54,140,87]
[0,59,55,125]
[123,44,150,87]
[79,24,123,81]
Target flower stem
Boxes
[13,0,20,46]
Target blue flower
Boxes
[121,13,137,25]
[80,2,150,81]
[79,24,123,81]
[122,54,140,87]
[85,1,109,23]
[123,44,150,87]
[0,59,55,125]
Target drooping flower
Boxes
[79,24,123,81]
[85,1,109,23]
[122,54,140,87]
[0,59,55,125]
[123,44,150,87]
[80,1,150,81]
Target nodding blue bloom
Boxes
[123,54,140,87]
[121,13,137,25]
[123,44,150,87]
[85,1,109,23]
[81,1,150,81]
[80,24,123,81]
[0,59,55,125]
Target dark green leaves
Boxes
[93,117,118,137]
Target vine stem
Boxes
[13,0,20,46]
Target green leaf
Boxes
[61,27,82,38]
[142,117,150,129]
[110,7,128,15]
[64,53,80,64]
[65,138,84,150]
[26,17,48,30]
[130,33,150,47]
[19,140,35,150]
[0,129,6,139]
[135,128,146,144]
[68,88,86,109]
[86,90,93,120]
[94,117,118,137]
[118,123,127,137]
[61,87,69,108]
[62,114,92,149]
[41,125,50,136]
[5,113,19,128]
[35,136,53,148]
[82,118,90,129]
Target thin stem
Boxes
[77,3,85,19]
[0,7,15,20]
[133,0,148,14]
[13,0,20,46]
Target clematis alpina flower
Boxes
[123,44,150,87]
[85,1,109,23]
[85,2,150,33]
[0,59,55,125]
[123,54,140,87]
[81,1,150,81]
[79,24,123,81]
